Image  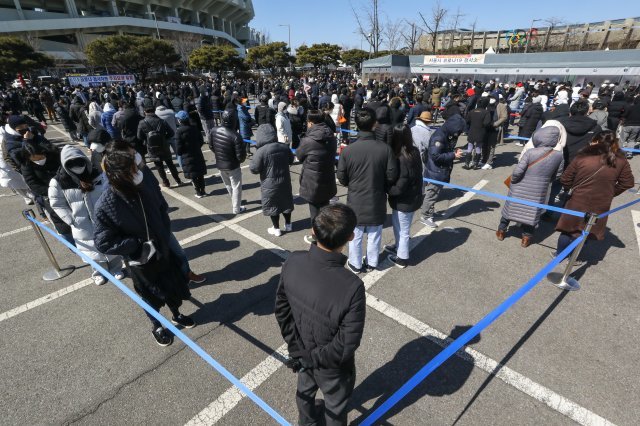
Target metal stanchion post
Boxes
[547,213,597,291]
[22,209,75,281]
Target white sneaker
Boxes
[481,163,492,170]
[93,276,107,286]
[515,142,524,147]
[233,206,246,214]
[268,227,282,237]
[114,271,125,280]
[284,223,293,232]
[329,196,339,204]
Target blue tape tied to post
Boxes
[359,232,587,426]
[504,134,530,141]
[621,147,640,153]
[25,215,291,426]
[598,195,640,219]
[423,177,585,218]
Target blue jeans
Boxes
[392,210,414,260]
[348,225,383,269]
[168,138,183,169]
[168,233,189,276]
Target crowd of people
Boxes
[1,72,638,425]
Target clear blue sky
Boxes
[250,0,640,49]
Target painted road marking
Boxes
[185,181,488,424]
[185,344,289,426]
[632,211,640,258]
[0,226,31,239]
[365,295,614,426]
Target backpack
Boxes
[144,119,166,159]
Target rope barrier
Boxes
[598,196,640,219]
[423,177,585,218]
[359,232,587,426]
[621,147,640,153]
[23,214,291,426]
[504,134,529,140]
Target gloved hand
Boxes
[129,240,157,266]
[285,357,313,373]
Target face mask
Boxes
[69,165,86,174]
[132,170,144,185]
[90,143,105,153]
[33,158,46,166]
[135,152,144,168]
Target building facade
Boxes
[419,17,640,54]
[0,0,259,66]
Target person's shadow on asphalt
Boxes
[349,325,480,425]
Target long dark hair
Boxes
[102,140,138,198]
[576,130,619,167]
[391,124,418,162]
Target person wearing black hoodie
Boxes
[296,110,338,244]
[607,91,627,133]
[559,100,602,166]
[620,96,640,158]
[374,105,393,146]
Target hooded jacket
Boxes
[296,122,337,204]
[559,115,601,165]
[502,127,564,226]
[422,114,466,183]
[101,104,118,139]
[176,122,207,179]
[275,102,293,144]
[250,124,294,216]
[48,146,112,261]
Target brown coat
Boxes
[556,151,634,240]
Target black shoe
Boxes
[171,314,196,329]
[362,257,376,273]
[388,255,408,269]
[549,250,585,267]
[152,327,173,346]
[347,262,363,274]
[383,244,397,255]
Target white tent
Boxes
[485,46,496,54]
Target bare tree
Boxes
[168,32,203,69]
[382,17,403,52]
[400,20,423,54]
[419,0,448,54]
[447,7,465,50]
[350,0,382,56]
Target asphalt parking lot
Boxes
[1,119,639,425]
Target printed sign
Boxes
[423,54,485,65]
[67,74,136,87]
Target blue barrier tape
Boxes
[504,134,529,141]
[423,178,585,218]
[621,147,640,153]
[359,233,587,426]
[25,214,291,426]
[598,195,640,219]
[340,128,358,134]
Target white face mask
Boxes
[69,165,86,174]
[90,143,105,153]
[132,170,144,185]
[135,152,144,168]
[32,158,46,166]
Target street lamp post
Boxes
[146,11,168,74]
[278,24,291,71]
[524,19,542,53]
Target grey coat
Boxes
[502,145,564,226]
[588,110,609,130]
[250,138,295,216]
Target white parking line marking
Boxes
[0,226,31,239]
[185,180,488,424]
[365,295,614,426]
[185,344,289,426]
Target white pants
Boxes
[220,168,243,213]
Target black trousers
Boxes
[154,158,180,184]
[296,366,356,426]
[309,201,329,227]
[191,175,206,195]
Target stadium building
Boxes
[0,0,260,68]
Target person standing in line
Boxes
[196,86,215,138]
[337,108,397,273]
[95,142,197,347]
[250,124,294,236]
[209,110,246,213]
[420,114,466,228]
[553,130,634,260]
[49,145,125,285]
[384,125,424,268]
[276,101,293,145]
[464,97,492,170]
[275,203,365,426]
[155,104,182,170]
[137,105,182,188]
[497,126,564,248]
[296,110,338,244]
[619,96,640,159]
[175,111,208,198]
